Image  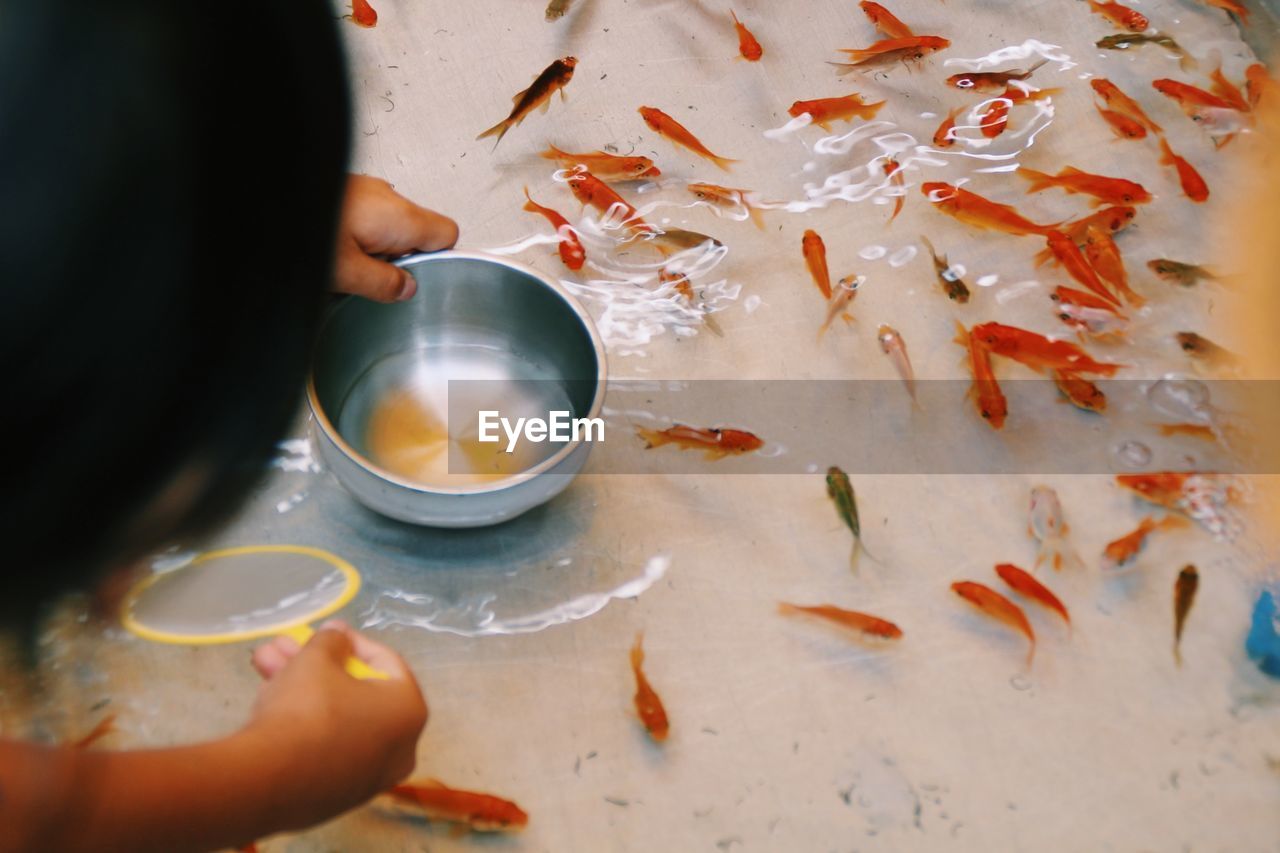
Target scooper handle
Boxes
[279,625,391,681]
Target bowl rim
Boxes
[306,249,608,497]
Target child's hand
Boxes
[246,621,428,826]
[334,174,459,303]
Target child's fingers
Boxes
[384,201,459,254]
[334,244,418,303]
[319,619,415,682]
[251,640,292,679]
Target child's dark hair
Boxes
[0,1,352,644]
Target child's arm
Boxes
[0,625,427,853]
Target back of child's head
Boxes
[0,0,352,645]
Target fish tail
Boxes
[1032,246,1053,267]
[476,119,512,146]
[747,203,766,230]
[539,144,566,160]
[777,602,801,617]
[862,100,888,120]
[711,155,738,172]
[521,185,537,211]
[630,632,645,669]
[635,427,669,449]
[1017,167,1056,194]
[1026,58,1049,76]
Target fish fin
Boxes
[702,312,725,337]
[813,119,833,131]
[539,144,565,160]
[476,119,512,146]
[635,427,667,449]
[711,155,738,172]
[539,98,552,114]
[748,204,765,230]
[511,86,531,105]
[1026,58,1049,76]
[703,448,729,461]
[1017,167,1055,194]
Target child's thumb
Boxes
[336,250,418,303]
[306,625,357,666]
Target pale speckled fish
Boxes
[1029,486,1082,571]
[818,275,861,340]
[545,0,572,21]
[877,325,918,406]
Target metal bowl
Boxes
[308,250,607,528]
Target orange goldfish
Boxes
[1153,78,1238,118]
[383,780,529,832]
[979,98,1011,138]
[1045,230,1122,306]
[1208,67,1251,112]
[540,144,660,181]
[350,0,377,27]
[1158,137,1209,202]
[1086,0,1148,31]
[788,93,886,130]
[1102,516,1187,570]
[933,107,963,147]
[1116,472,1240,515]
[883,158,906,222]
[921,182,1058,237]
[1246,63,1275,108]
[636,424,764,459]
[859,1,915,39]
[1018,166,1151,206]
[565,169,652,234]
[1197,0,1249,23]
[1091,78,1163,133]
[478,57,578,147]
[1033,206,1137,265]
[689,182,764,229]
[952,581,1036,664]
[818,274,862,340]
[72,714,117,750]
[956,322,1007,429]
[972,321,1123,375]
[878,324,917,404]
[523,188,585,271]
[1158,422,1217,440]
[802,229,833,300]
[833,36,951,73]
[1084,225,1144,306]
[1053,371,1107,412]
[631,633,670,742]
[1096,105,1149,139]
[730,9,763,61]
[1177,331,1237,366]
[945,60,1048,93]
[995,563,1070,627]
[639,106,736,171]
[779,602,904,639]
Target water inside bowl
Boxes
[336,345,577,487]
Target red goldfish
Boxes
[659,268,723,337]
[802,229,833,300]
[1158,422,1217,440]
[979,98,1011,138]
[1084,224,1144,306]
[1091,78,1163,133]
[933,107,963,147]
[478,57,577,147]
[565,169,652,234]
[1096,105,1149,139]
[788,93,886,130]
[1246,63,1275,108]
[730,10,763,61]
[952,581,1036,664]
[1102,516,1187,570]
[1157,137,1209,202]
[1086,0,1148,31]
[541,144,660,181]
[1208,67,1251,112]
[1051,286,1129,337]
[972,321,1123,375]
[883,158,905,222]
[1045,230,1122,306]
[921,182,1058,237]
[639,106,736,171]
[833,36,950,73]
[1033,206,1137,265]
[689,182,764,229]
[350,0,377,27]
[1153,78,1239,119]
[995,563,1070,627]
[946,60,1047,93]
[1116,472,1241,516]
[1054,371,1107,412]
[779,602,903,639]
[860,2,914,38]
[956,322,1007,429]
[523,188,585,271]
[1018,166,1151,206]
[631,633,670,742]
[1197,0,1249,23]
[636,425,764,459]
[383,780,529,832]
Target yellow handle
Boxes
[280,625,391,681]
